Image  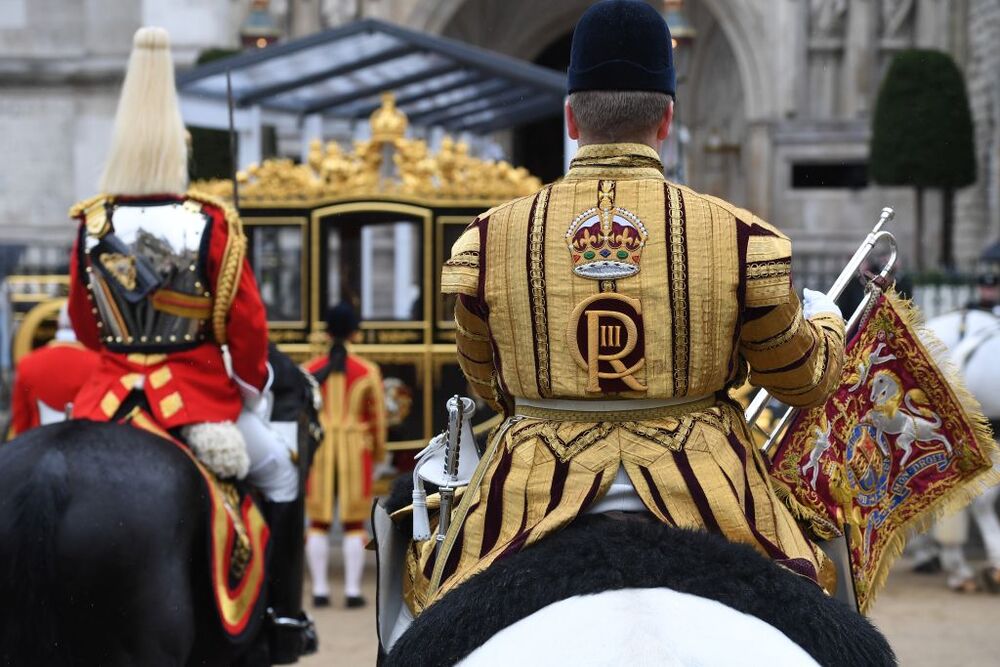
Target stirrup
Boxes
[267,608,318,663]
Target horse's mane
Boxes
[387,514,896,667]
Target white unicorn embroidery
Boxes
[865,369,953,468]
[801,418,833,490]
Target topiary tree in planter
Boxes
[870,49,976,270]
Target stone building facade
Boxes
[0,0,997,276]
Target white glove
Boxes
[802,288,843,322]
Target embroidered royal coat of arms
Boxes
[769,290,998,612]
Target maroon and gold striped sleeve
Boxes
[738,226,845,407]
[441,219,511,415]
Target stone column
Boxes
[843,0,876,117]
[954,0,1000,264]
[745,121,773,218]
[807,0,849,118]
[878,0,916,76]
[288,0,322,36]
[914,0,948,49]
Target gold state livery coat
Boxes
[403,143,846,613]
[306,353,387,526]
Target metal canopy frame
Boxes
[177,18,565,136]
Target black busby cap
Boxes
[567,0,676,96]
[325,302,360,339]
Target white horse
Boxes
[921,309,1000,590]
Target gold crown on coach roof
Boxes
[565,204,648,280]
[369,91,407,142]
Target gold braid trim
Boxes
[741,306,804,352]
[770,478,841,541]
[187,189,246,345]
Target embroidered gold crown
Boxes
[565,206,648,280]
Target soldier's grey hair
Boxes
[568,90,673,142]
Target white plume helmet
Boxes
[99,27,188,195]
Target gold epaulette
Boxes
[441,225,481,297]
[68,193,109,219]
[69,194,112,238]
[187,188,246,345]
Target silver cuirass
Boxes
[84,198,213,351]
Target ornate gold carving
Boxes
[192,93,542,204]
[370,92,408,142]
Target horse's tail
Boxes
[905,390,941,427]
[0,445,71,665]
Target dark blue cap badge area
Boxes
[567,0,677,96]
[326,302,360,338]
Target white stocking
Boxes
[306,530,330,598]
[971,486,1000,569]
[941,543,975,588]
[343,532,366,598]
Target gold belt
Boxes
[513,395,717,422]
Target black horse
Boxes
[0,346,319,666]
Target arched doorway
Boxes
[433,0,754,203]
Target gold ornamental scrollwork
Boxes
[193,92,543,204]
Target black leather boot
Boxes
[264,498,318,664]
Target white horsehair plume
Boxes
[99,27,188,196]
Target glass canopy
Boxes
[177,18,566,135]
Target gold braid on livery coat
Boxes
[401,143,845,615]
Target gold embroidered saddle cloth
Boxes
[122,408,269,642]
[402,395,833,615]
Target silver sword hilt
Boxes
[435,395,464,551]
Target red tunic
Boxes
[68,193,269,429]
[9,340,99,437]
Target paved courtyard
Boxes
[303,552,1000,665]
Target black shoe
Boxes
[313,594,331,608]
[913,556,942,574]
[268,609,318,663]
[346,595,367,609]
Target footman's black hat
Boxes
[326,302,360,339]
[567,0,676,97]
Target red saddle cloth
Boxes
[123,409,270,642]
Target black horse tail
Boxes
[0,445,70,665]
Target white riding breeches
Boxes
[237,408,299,503]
